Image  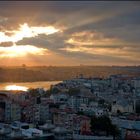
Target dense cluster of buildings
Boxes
[0,74,140,139]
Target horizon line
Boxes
[0,65,140,67]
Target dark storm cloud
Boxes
[64,6,140,43]
[0,1,139,29]
[16,35,51,48]
[16,32,68,52]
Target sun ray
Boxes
[0,44,46,58]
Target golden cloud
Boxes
[61,45,140,62]
[0,23,60,43]
[0,44,47,58]
[0,23,59,58]
[65,31,121,46]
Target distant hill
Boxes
[0,66,140,82]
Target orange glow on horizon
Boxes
[0,44,47,58]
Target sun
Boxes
[0,23,59,58]
[0,23,59,43]
[11,23,59,43]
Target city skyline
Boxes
[0,1,140,66]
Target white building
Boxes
[111,100,134,114]
[131,78,140,89]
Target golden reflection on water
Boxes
[5,85,28,91]
[0,81,61,91]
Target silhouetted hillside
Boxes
[0,66,140,82]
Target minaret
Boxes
[91,80,94,94]
[133,98,136,113]
[133,90,136,113]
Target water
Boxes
[0,81,61,91]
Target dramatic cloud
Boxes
[0,22,59,58]
[65,31,123,46]
[0,41,13,47]
[0,23,60,43]
[0,1,140,66]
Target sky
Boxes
[0,1,140,66]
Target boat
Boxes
[22,128,54,139]
[39,120,55,132]
[0,123,11,135]
[7,121,25,140]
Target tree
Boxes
[98,99,105,105]
[110,124,120,140]
[68,88,80,95]
[90,115,120,139]
[90,116,102,134]
[43,90,51,97]
[117,109,122,116]
[28,88,39,97]
[77,111,84,115]
[50,87,60,94]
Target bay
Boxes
[0,81,61,91]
